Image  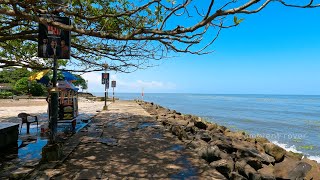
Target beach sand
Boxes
[0,98,106,124]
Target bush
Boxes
[14,77,47,96]
[0,91,13,98]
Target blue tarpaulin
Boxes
[61,71,79,81]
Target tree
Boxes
[0,67,32,84]
[14,77,46,96]
[0,0,319,72]
[72,75,88,90]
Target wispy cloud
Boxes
[81,72,176,93]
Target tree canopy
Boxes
[0,0,319,73]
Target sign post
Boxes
[102,71,109,110]
[111,81,116,102]
[38,15,70,144]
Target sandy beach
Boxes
[0,98,106,124]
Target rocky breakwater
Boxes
[136,100,320,180]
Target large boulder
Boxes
[210,139,237,154]
[207,123,218,131]
[198,145,222,163]
[257,164,275,180]
[301,158,320,179]
[246,157,263,170]
[229,172,247,180]
[187,139,208,150]
[235,160,261,180]
[210,158,234,179]
[185,122,196,134]
[224,131,246,141]
[263,143,286,162]
[285,151,303,161]
[274,157,312,179]
[236,147,275,165]
[169,125,188,140]
[195,130,212,142]
[255,137,269,144]
[194,120,207,130]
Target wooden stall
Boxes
[57,80,79,129]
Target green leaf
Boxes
[233,16,238,24]
[234,16,244,25]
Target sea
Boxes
[93,93,320,162]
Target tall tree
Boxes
[0,0,319,72]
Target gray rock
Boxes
[258,165,275,180]
[274,157,311,179]
[246,157,263,170]
[196,130,211,142]
[210,158,234,178]
[288,162,312,179]
[230,172,247,180]
[263,143,286,162]
[236,147,275,164]
[198,145,222,163]
[236,160,261,180]
[194,121,207,130]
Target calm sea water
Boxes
[93,93,320,162]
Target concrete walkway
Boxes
[34,100,221,179]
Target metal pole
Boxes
[49,54,58,143]
[103,64,108,110]
[104,81,107,110]
[112,87,115,102]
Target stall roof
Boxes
[57,80,79,91]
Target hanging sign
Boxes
[38,16,71,59]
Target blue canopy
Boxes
[61,71,79,81]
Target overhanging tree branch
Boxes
[0,0,319,72]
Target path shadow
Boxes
[48,111,205,179]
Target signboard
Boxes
[111,81,116,88]
[102,73,110,89]
[38,16,71,59]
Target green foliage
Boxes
[0,68,32,84]
[234,16,244,25]
[14,77,46,96]
[30,82,46,96]
[14,77,30,94]
[0,91,13,98]
[73,75,88,90]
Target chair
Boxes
[18,113,38,134]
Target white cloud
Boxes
[81,72,176,93]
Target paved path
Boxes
[35,100,222,179]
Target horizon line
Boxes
[86,92,320,96]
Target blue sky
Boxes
[83,2,320,95]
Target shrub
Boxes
[0,91,13,98]
[14,77,47,96]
